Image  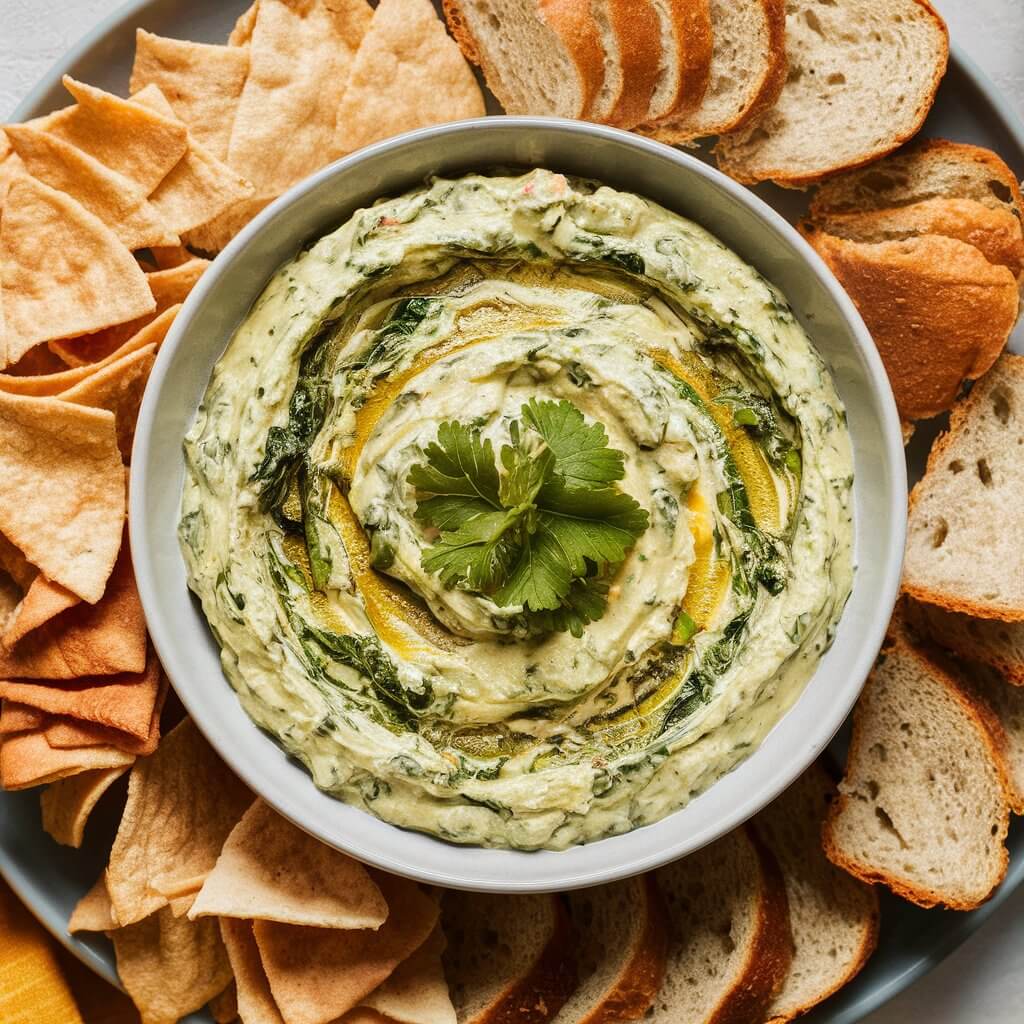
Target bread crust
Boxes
[802,225,1019,422]
[823,616,1012,910]
[902,354,1024,620]
[578,874,669,1024]
[716,0,949,187]
[602,0,664,129]
[648,0,713,120]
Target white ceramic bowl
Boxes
[131,117,906,893]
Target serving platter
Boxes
[1,2,1022,1022]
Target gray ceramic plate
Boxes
[1,3,1022,1022]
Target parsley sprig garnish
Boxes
[407,399,649,637]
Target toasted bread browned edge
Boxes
[577,873,669,1024]
[822,612,1012,910]
[757,766,880,1024]
[719,0,949,187]
[659,0,713,119]
[443,0,605,121]
[603,0,663,129]
[902,354,1024,620]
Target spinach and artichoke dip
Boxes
[181,169,854,850]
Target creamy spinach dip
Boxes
[181,169,854,850]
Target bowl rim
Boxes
[131,115,907,891]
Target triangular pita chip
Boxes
[254,872,440,1024]
[40,764,131,848]
[226,0,373,194]
[2,575,80,648]
[130,30,251,160]
[229,3,259,46]
[0,177,154,368]
[220,918,286,1024]
[0,390,124,602]
[40,76,188,194]
[69,874,119,933]
[358,926,455,1024]
[189,798,388,928]
[183,192,274,254]
[0,701,47,734]
[106,718,251,926]
[0,729,134,790]
[112,907,233,1024]
[144,245,193,270]
[210,981,240,1024]
[334,0,484,157]
[3,124,178,251]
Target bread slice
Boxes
[649,826,792,1024]
[808,198,1024,280]
[810,139,1024,225]
[753,763,879,1023]
[958,661,1024,814]
[823,617,1011,910]
[642,0,786,143]
[905,599,1024,687]
[645,0,713,122]
[550,876,667,1024]
[442,0,605,120]
[715,0,948,187]
[443,891,577,1023]
[903,355,1024,619]
[802,227,1019,422]
[589,1,664,128]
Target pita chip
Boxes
[254,873,439,1024]
[69,874,119,933]
[229,3,259,46]
[189,798,387,928]
[113,908,233,1024]
[106,718,251,926]
[0,390,124,603]
[42,76,188,194]
[0,730,134,790]
[221,918,285,1024]
[145,245,194,269]
[0,534,144,679]
[40,764,131,848]
[226,0,373,194]
[2,575,81,648]
[2,343,69,377]
[0,177,155,368]
[0,701,47,734]
[183,192,273,254]
[0,533,35,591]
[334,0,484,157]
[131,30,250,160]
[210,981,240,1024]
[3,124,178,251]
[358,926,454,1024]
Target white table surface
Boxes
[2,1,1023,1021]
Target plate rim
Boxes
[3,0,1024,1018]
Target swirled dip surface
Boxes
[181,170,854,850]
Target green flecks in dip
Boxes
[180,169,854,850]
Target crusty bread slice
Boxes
[903,355,1024,620]
[649,826,792,1024]
[645,0,713,122]
[958,661,1024,814]
[551,876,667,1024]
[590,0,662,129]
[808,198,1024,280]
[442,0,605,120]
[810,139,1024,226]
[802,227,1019,422]
[753,763,879,1023]
[443,891,577,1023]
[905,599,1024,687]
[823,617,1011,910]
[641,0,786,143]
[715,0,948,187]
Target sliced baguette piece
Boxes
[958,661,1024,814]
[649,826,792,1024]
[810,139,1024,225]
[641,0,786,143]
[442,0,604,120]
[808,197,1024,279]
[802,227,1019,423]
[753,763,879,1023]
[823,616,1011,910]
[591,0,663,129]
[905,599,1024,687]
[715,0,949,187]
[443,891,577,1024]
[550,876,668,1024]
[646,0,713,122]
[903,355,1024,620]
